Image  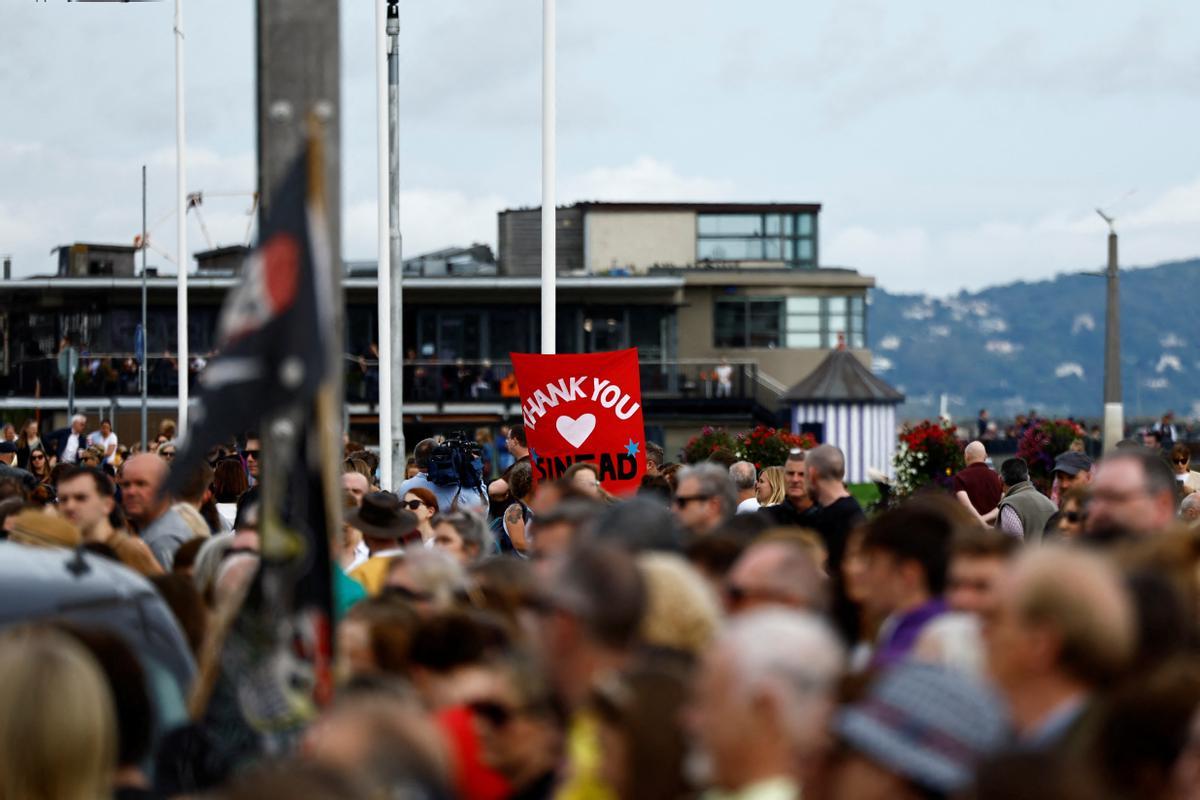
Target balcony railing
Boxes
[2,353,760,407]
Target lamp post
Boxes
[1096,209,1123,452]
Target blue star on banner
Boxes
[624,439,640,458]
[529,448,539,464]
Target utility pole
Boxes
[540,0,556,354]
[140,165,149,450]
[175,0,189,436]
[1097,209,1123,452]
[387,0,405,487]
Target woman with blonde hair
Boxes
[0,626,117,800]
[755,465,786,507]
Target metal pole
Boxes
[540,0,556,354]
[387,1,405,488]
[375,0,393,489]
[1102,222,1123,452]
[141,165,148,450]
[175,0,189,436]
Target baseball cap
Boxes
[1053,451,1092,476]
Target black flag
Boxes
[165,149,328,494]
[173,136,342,749]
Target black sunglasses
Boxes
[1174,458,1190,465]
[673,494,711,508]
[243,449,260,459]
[1065,511,1084,523]
[404,499,425,510]
[468,700,517,728]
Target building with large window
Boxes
[0,201,878,458]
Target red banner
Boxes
[510,348,646,495]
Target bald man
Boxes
[119,453,195,569]
[953,441,1003,524]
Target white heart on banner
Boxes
[556,413,597,449]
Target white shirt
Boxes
[715,364,733,385]
[89,431,118,464]
[62,431,81,463]
[736,496,761,515]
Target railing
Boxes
[345,358,760,405]
[3,353,764,407]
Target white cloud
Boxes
[1072,314,1096,334]
[986,340,1019,355]
[1161,333,1186,348]
[879,335,901,350]
[563,157,733,203]
[343,188,511,262]
[872,355,894,372]
[824,176,1200,294]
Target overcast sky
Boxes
[2,0,1198,293]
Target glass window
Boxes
[765,215,782,235]
[827,297,847,315]
[786,331,821,348]
[796,213,814,236]
[697,214,764,236]
[795,239,814,261]
[714,301,747,348]
[786,297,820,314]
[748,301,782,348]
[698,238,766,261]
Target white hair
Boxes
[729,461,758,491]
[720,609,845,747]
[71,414,87,427]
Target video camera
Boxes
[427,431,484,489]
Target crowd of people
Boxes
[3,414,1200,800]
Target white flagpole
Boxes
[375,0,393,489]
[541,0,556,355]
[175,0,189,435]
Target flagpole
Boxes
[375,0,393,489]
[540,0,556,355]
[175,0,189,436]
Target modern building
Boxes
[0,203,879,459]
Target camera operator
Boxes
[396,436,487,516]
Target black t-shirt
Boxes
[812,495,866,573]
[759,500,821,528]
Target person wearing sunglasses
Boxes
[466,656,561,800]
[1053,487,1090,541]
[26,447,53,485]
[1169,443,1200,496]
[241,432,262,484]
[403,488,439,543]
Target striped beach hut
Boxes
[783,346,904,483]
